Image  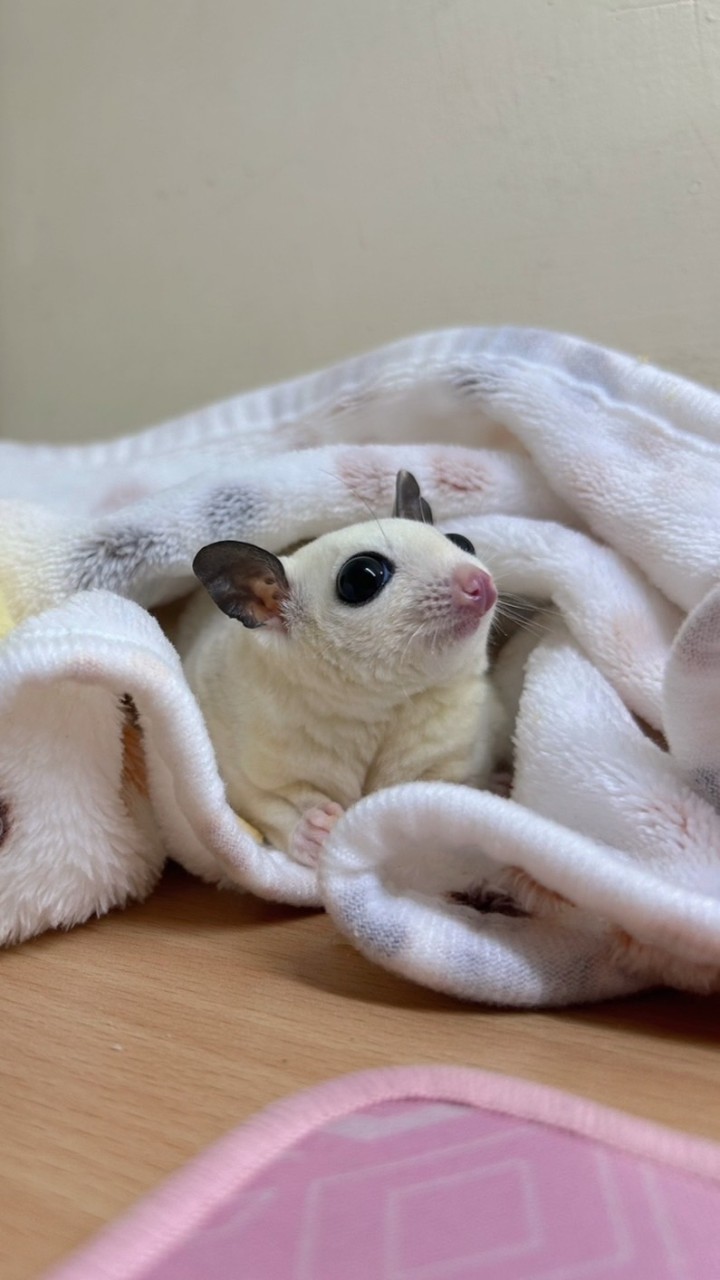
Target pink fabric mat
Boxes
[45,1066,720,1279]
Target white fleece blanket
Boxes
[2,327,720,1007]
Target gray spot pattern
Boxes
[70,527,172,592]
[449,364,504,401]
[69,486,260,594]
[0,797,11,847]
[202,485,262,541]
[691,766,720,813]
[334,884,408,959]
[450,368,485,398]
[449,884,529,918]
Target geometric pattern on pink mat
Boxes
[43,1068,720,1280]
[143,1099,720,1279]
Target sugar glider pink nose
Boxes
[451,565,497,615]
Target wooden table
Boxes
[3,863,720,1280]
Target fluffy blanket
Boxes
[2,327,720,1007]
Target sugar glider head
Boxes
[192,471,497,686]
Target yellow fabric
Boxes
[0,587,14,640]
[237,813,264,843]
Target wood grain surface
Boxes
[2,864,720,1280]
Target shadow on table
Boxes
[287,913,720,1046]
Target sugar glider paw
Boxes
[487,765,514,798]
[290,801,344,868]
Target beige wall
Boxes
[2,0,720,443]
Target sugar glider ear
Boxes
[392,470,434,524]
[192,541,290,629]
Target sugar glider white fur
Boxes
[178,471,508,866]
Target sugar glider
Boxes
[177,471,508,866]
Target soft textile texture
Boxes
[2,327,720,1004]
[43,1065,720,1279]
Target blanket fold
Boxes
[3,326,720,1005]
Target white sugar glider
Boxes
[177,471,509,866]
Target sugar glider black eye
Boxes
[446,533,476,555]
[336,553,394,605]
